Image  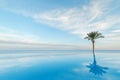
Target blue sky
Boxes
[0,0,120,50]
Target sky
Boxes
[0,0,120,50]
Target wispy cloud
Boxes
[0,26,81,50]
[1,0,120,38]
[112,30,120,33]
[0,26,40,44]
[0,26,41,50]
[29,0,120,49]
[0,0,120,50]
[32,0,120,37]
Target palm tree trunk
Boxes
[92,40,95,62]
[92,40,97,64]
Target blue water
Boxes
[0,50,120,80]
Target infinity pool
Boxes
[0,50,119,80]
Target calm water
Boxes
[0,50,120,80]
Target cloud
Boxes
[32,0,119,37]
[1,0,120,38]
[0,26,40,44]
[105,33,120,41]
[0,26,82,50]
[29,0,120,49]
[0,0,120,49]
[112,30,120,33]
[0,26,45,49]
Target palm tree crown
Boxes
[84,31,104,42]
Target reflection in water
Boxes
[86,54,109,75]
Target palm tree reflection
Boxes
[86,55,108,75]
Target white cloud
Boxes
[105,33,120,41]
[0,26,40,44]
[32,0,118,37]
[1,0,120,39]
[0,0,120,50]
[112,30,120,33]
[0,26,82,50]
[30,0,120,49]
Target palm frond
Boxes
[84,31,104,41]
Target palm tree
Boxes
[84,31,104,58]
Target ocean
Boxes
[0,50,119,80]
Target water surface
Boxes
[0,50,119,80]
